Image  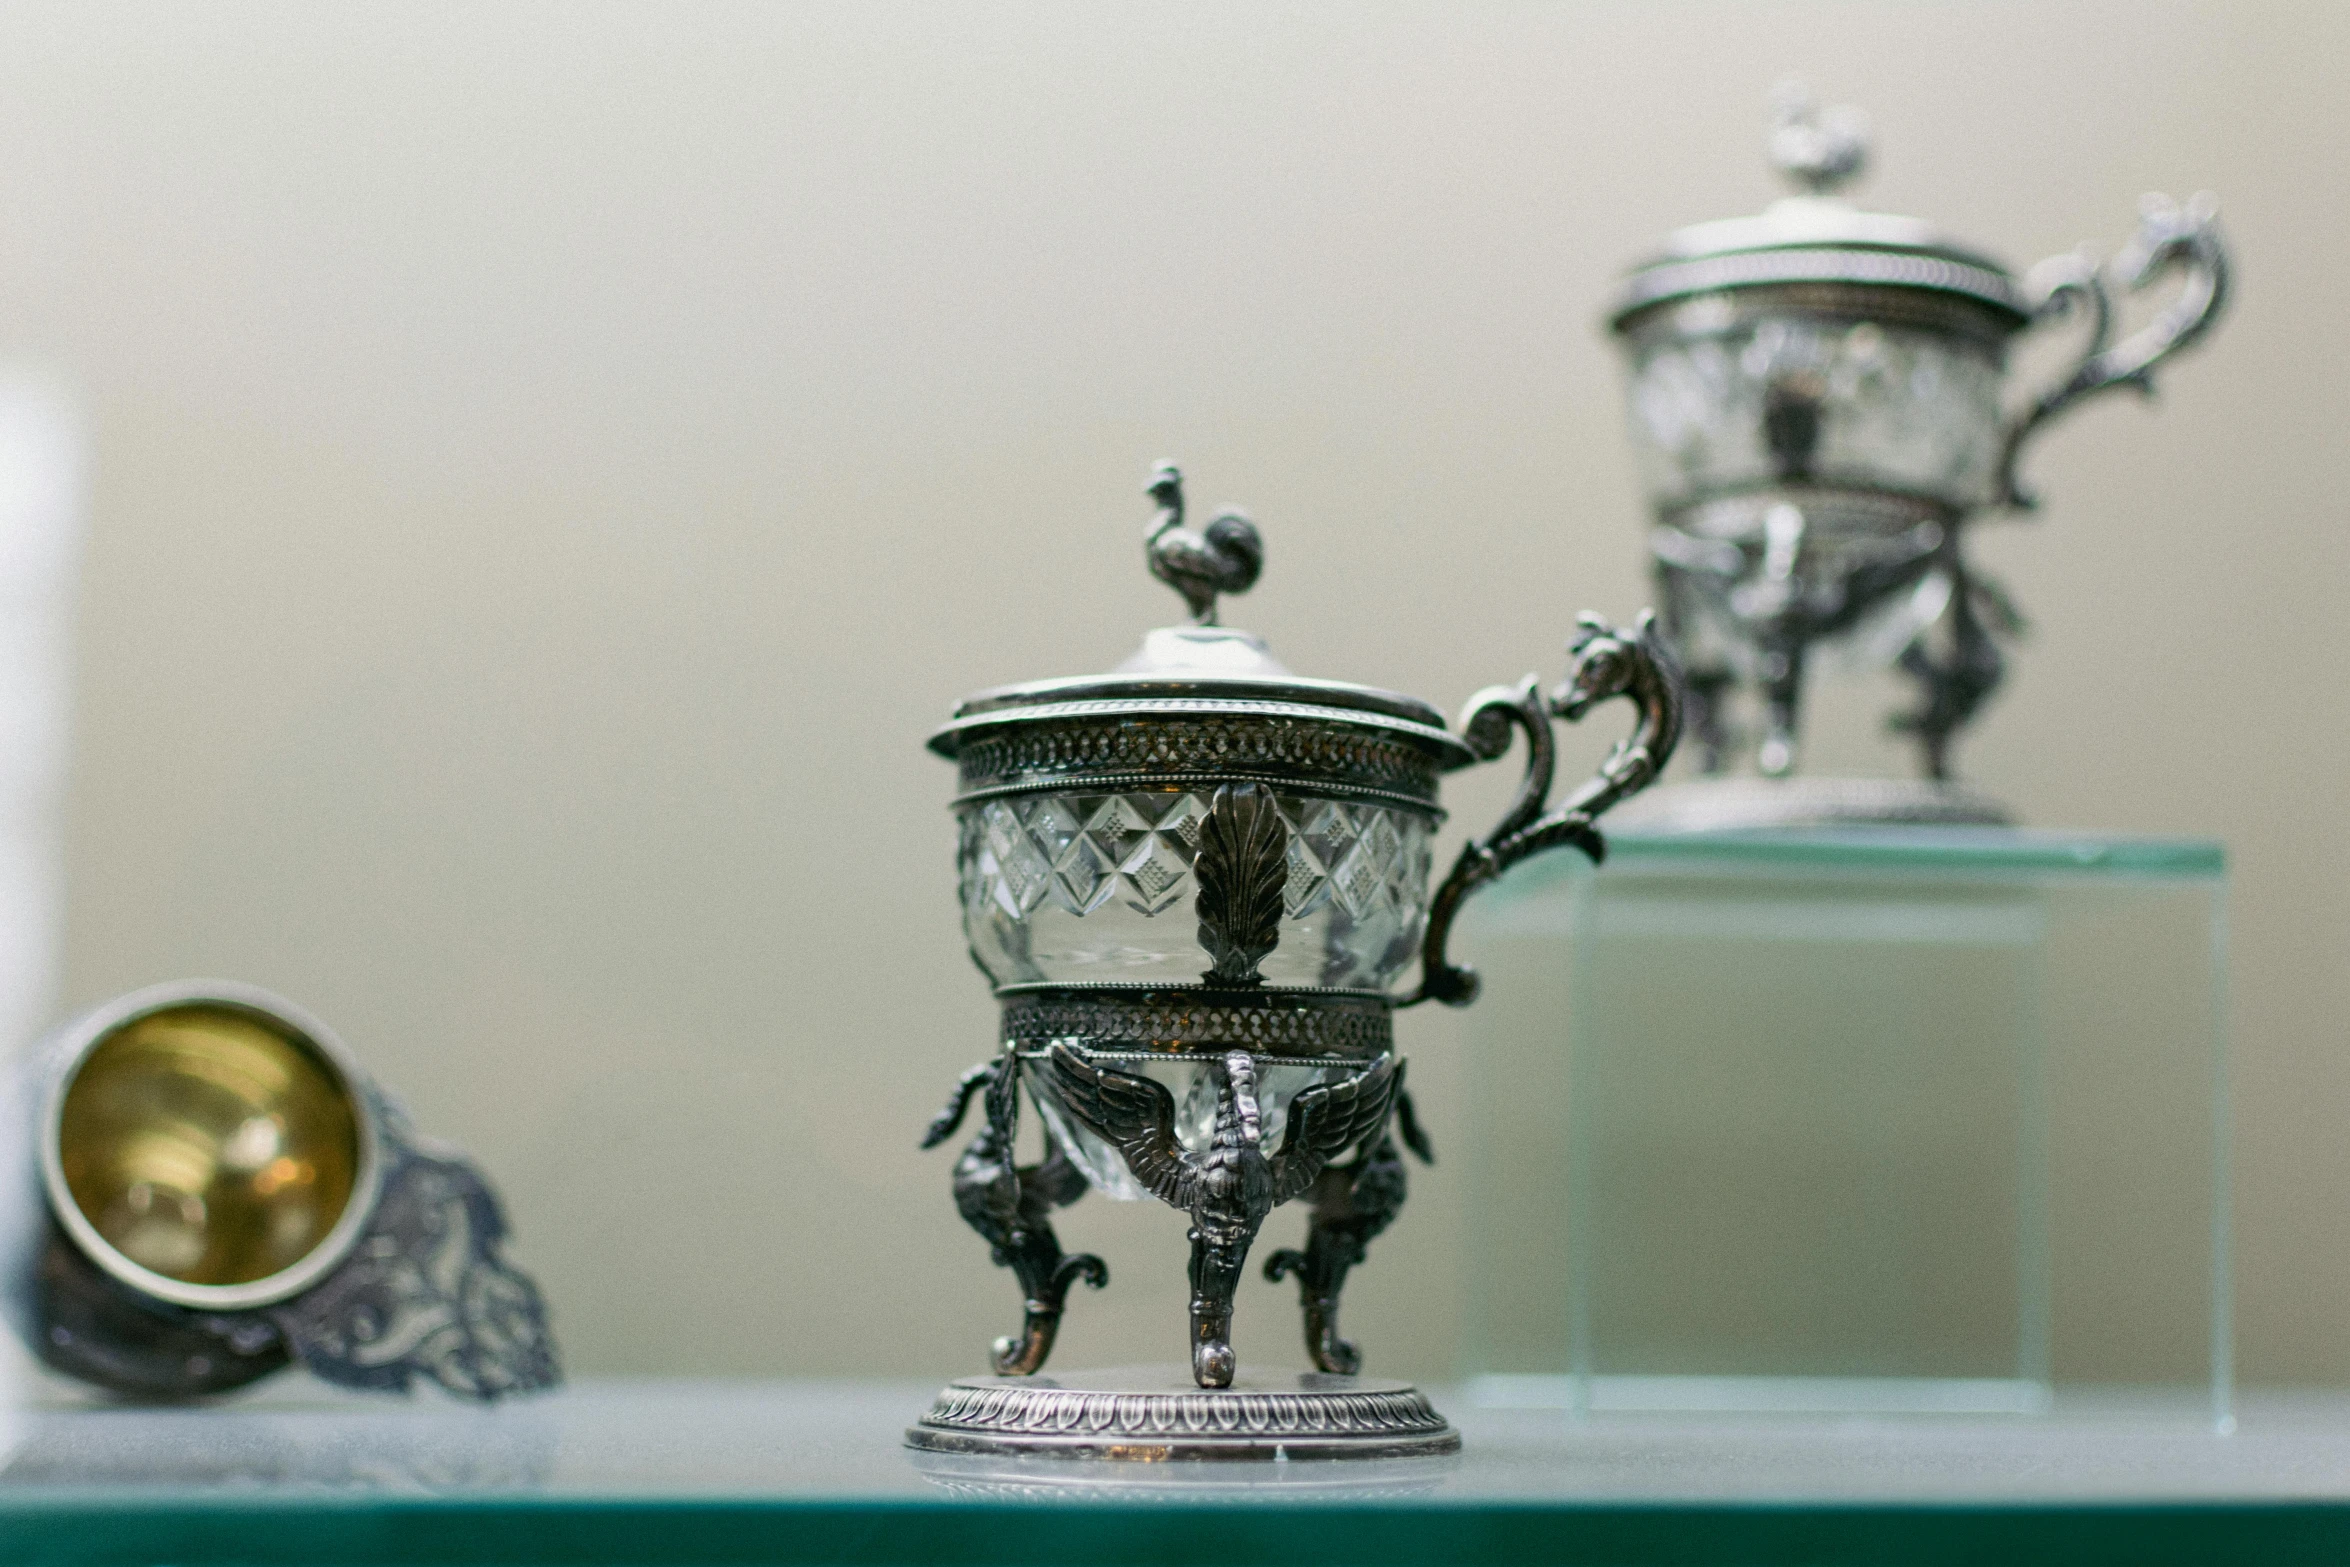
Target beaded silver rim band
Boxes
[997,986,1395,1059]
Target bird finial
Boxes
[1140,460,1264,626]
[1769,79,1869,198]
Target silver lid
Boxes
[1611,85,2028,330]
[927,464,1471,773]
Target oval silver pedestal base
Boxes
[906,1367,1460,1461]
[1611,774,2011,832]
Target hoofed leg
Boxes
[986,1137,1108,1376]
[1655,557,1737,776]
[1754,638,1805,778]
[923,1057,1105,1377]
[1265,1100,1432,1375]
[1186,1215,1262,1388]
[1891,566,2012,784]
[1682,664,1737,776]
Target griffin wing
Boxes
[1271,1056,1402,1205]
[1045,1045,1197,1208]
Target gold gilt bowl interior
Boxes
[55,1003,362,1291]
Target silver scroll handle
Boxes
[1401,612,1684,1009]
[1996,192,2230,510]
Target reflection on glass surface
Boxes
[959,789,1432,989]
[0,1400,556,1493]
[907,1446,1452,1500]
[55,1004,360,1288]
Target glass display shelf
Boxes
[5,1378,2350,1564]
[1458,826,2228,1426]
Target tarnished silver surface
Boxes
[921,464,1678,1404]
[1612,85,2024,329]
[1618,248,2028,327]
[1612,84,2229,796]
[940,703,1459,810]
[266,1095,560,1401]
[998,986,1394,1060]
[1404,613,1683,1009]
[1142,461,1262,627]
[1996,191,2231,510]
[906,1366,1459,1461]
[7,980,559,1403]
[1045,1047,1400,1387]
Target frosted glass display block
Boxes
[1458,827,2228,1426]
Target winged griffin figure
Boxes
[921,463,1683,1392]
[1046,1047,1402,1387]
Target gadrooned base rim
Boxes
[906,1367,1461,1461]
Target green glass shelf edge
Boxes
[3,1496,2347,1567]
[1492,825,2225,891]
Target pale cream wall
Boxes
[0,1,2340,1380]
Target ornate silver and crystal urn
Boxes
[1610,86,2227,828]
[906,463,1679,1460]
[3,980,558,1401]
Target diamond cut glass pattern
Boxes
[958,789,1433,989]
[1626,317,2004,510]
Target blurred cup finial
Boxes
[1769,79,1869,197]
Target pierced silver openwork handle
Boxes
[1997,192,2230,510]
[1402,613,1684,1009]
